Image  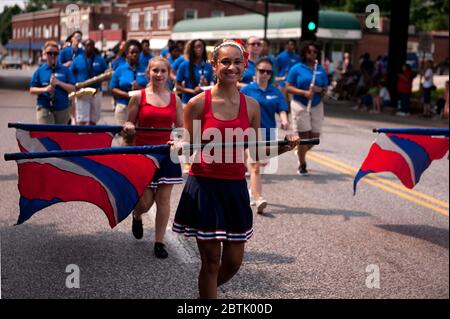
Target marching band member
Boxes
[122,56,183,259]
[139,39,153,69]
[241,57,289,214]
[70,39,108,125]
[58,31,84,68]
[175,39,213,106]
[172,40,299,298]
[286,41,328,176]
[30,41,76,124]
[110,40,148,125]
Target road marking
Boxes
[310,151,449,209]
[307,152,449,217]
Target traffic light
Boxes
[301,0,319,41]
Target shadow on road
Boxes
[376,224,449,250]
[267,204,370,221]
[262,171,352,185]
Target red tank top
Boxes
[190,89,250,180]
[135,89,177,146]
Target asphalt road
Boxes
[0,88,448,299]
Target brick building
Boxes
[6,0,128,64]
[126,0,294,52]
[7,8,60,64]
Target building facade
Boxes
[7,9,60,64]
[126,0,294,52]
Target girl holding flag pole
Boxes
[122,57,184,259]
[170,40,299,298]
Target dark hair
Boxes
[287,39,296,46]
[169,44,179,54]
[189,39,207,86]
[256,57,274,68]
[65,30,83,44]
[262,38,270,46]
[300,41,321,63]
[141,39,150,46]
[125,39,142,55]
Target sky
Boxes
[0,0,26,14]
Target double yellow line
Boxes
[307,151,449,217]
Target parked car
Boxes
[1,56,23,69]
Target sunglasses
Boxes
[248,42,262,47]
[46,51,59,56]
[257,69,273,75]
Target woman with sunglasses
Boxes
[238,36,263,88]
[110,39,148,125]
[172,40,299,298]
[30,41,76,124]
[240,57,289,214]
[286,41,328,176]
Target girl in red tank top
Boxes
[122,56,183,259]
[172,40,299,299]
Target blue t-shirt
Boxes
[139,52,153,69]
[276,50,301,87]
[160,48,169,57]
[70,53,108,89]
[241,60,256,84]
[176,60,213,104]
[241,82,288,141]
[112,56,126,71]
[58,46,85,65]
[30,63,76,110]
[286,62,328,107]
[172,56,186,72]
[109,62,148,105]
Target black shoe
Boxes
[154,242,168,259]
[297,164,309,176]
[132,216,143,239]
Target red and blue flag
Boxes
[354,129,449,193]
[14,129,163,228]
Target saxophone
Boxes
[69,69,114,100]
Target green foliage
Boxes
[0,5,23,45]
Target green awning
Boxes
[172,10,361,41]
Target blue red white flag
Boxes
[354,131,449,193]
[14,129,162,228]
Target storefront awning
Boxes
[4,41,46,50]
[172,10,362,41]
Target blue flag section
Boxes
[354,130,449,193]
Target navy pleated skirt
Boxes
[172,175,253,241]
[150,156,183,188]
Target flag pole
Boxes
[4,139,320,161]
[8,123,177,133]
[373,128,449,137]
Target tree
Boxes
[0,5,23,45]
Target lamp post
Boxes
[28,31,32,66]
[98,23,105,54]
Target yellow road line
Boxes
[309,151,449,209]
[306,152,449,217]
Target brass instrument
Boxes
[68,87,98,100]
[74,68,114,89]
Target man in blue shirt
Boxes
[30,41,76,124]
[276,39,301,88]
[58,31,84,68]
[139,39,153,69]
[71,39,109,125]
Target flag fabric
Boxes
[14,129,164,228]
[354,132,449,193]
